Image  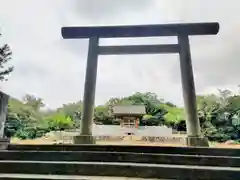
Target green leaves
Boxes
[0,34,13,81]
[164,107,185,124]
[5,87,240,143]
[43,112,73,131]
[22,94,45,111]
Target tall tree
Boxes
[0,33,13,81]
[22,94,45,111]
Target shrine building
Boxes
[112,105,146,129]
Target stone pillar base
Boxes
[0,138,10,150]
[186,136,209,147]
[73,135,96,144]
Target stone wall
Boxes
[43,130,186,145]
[44,125,185,145]
[91,124,173,136]
[0,92,9,138]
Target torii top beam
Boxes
[61,22,219,39]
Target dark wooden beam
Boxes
[62,22,219,39]
[98,44,179,55]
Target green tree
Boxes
[94,105,115,125]
[196,90,240,142]
[126,92,162,114]
[43,113,73,131]
[22,94,45,111]
[0,33,14,81]
[5,98,40,139]
[56,101,83,127]
[164,106,185,124]
[6,88,240,143]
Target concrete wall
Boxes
[0,92,9,138]
[46,125,177,144]
[70,125,173,136]
[44,125,183,144]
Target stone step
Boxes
[8,144,240,156]
[0,161,239,180]
[0,174,158,180]
[1,151,240,167]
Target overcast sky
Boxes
[0,0,239,109]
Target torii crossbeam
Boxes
[61,22,219,146]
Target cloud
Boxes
[163,0,240,90]
[0,0,239,109]
[73,0,153,22]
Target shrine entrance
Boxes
[61,22,219,146]
[112,105,146,129]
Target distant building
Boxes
[112,105,146,130]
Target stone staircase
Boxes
[0,144,239,179]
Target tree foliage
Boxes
[22,94,44,111]
[4,89,240,142]
[0,33,13,81]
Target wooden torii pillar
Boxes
[61,22,219,146]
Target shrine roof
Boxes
[112,105,146,116]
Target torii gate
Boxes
[61,22,219,146]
